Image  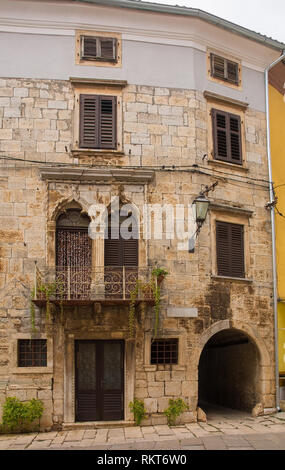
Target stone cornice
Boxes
[70,77,128,88]
[39,166,155,184]
[203,91,249,110]
[210,203,253,217]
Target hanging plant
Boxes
[128,268,168,339]
[37,281,57,323]
[151,267,168,339]
[56,280,65,323]
[30,288,37,336]
[153,279,161,340]
[129,282,138,338]
[31,279,65,331]
[151,267,169,284]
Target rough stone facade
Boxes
[0,76,276,429]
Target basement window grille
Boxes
[18,339,47,367]
[151,339,178,365]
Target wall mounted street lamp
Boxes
[188,181,218,253]
[193,193,210,232]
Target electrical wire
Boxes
[0,154,272,191]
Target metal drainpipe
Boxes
[265,50,285,412]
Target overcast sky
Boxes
[143,0,285,44]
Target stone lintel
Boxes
[70,77,128,88]
[203,90,249,110]
[210,203,253,217]
[40,166,155,184]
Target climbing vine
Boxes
[128,268,168,339]
[30,288,36,335]
[31,279,65,331]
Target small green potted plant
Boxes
[152,267,169,284]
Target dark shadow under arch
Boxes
[198,328,261,413]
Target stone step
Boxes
[62,420,136,430]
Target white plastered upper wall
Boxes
[0,0,281,72]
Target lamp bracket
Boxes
[200,181,219,197]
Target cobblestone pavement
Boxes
[1,408,285,450]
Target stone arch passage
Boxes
[198,328,261,413]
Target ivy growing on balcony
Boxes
[30,280,65,332]
[128,268,168,339]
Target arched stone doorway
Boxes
[198,328,261,413]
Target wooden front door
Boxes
[75,340,124,422]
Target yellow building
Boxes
[269,61,285,399]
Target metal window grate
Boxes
[151,339,178,365]
[18,340,47,367]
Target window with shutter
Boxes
[210,53,239,86]
[216,221,245,278]
[81,36,117,62]
[79,94,117,150]
[104,214,138,267]
[212,108,242,165]
[104,213,138,299]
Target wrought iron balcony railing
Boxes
[33,264,156,304]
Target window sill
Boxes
[71,148,124,158]
[143,364,185,371]
[211,275,253,283]
[11,367,53,374]
[207,159,249,172]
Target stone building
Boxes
[0,0,284,429]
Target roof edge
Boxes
[71,0,285,51]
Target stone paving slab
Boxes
[1,412,285,450]
[202,436,228,450]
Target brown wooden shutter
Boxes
[100,96,117,149]
[216,221,244,278]
[100,38,117,61]
[211,53,239,85]
[229,114,242,164]
[104,216,138,267]
[82,36,98,59]
[79,94,99,149]
[227,60,239,84]
[230,223,245,278]
[212,109,228,161]
[211,54,226,81]
[104,225,121,266]
[212,109,242,165]
[123,238,138,266]
[81,36,117,62]
[79,95,116,150]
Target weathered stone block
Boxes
[0,88,13,97]
[150,414,167,425]
[148,385,164,398]
[157,397,170,412]
[144,398,157,413]
[197,407,207,422]
[48,100,67,109]
[14,88,29,98]
[165,382,181,396]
